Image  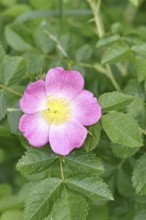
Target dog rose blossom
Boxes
[19,67,102,155]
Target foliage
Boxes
[0,0,146,219]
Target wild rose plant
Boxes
[0,0,145,220]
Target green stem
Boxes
[45,54,92,67]
[140,128,146,136]
[43,30,68,57]
[7,108,21,112]
[45,54,107,73]
[117,159,125,169]
[60,157,65,182]
[124,3,138,24]
[87,0,104,38]
[87,0,120,91]
[0,84,22,97]
[116,63,127,77]
[105,65,120,91]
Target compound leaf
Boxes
[66,173,113,201]
[51,189,88,220]
[16,148,58,175]
[24,178,62,220]
[132,154,146,195]
[101,112,143,148]
[65,151,104,175]
[98,92,133,112]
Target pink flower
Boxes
[19,67,102,155]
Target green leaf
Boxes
[7,110,21,135]
[34,26,55,54]
[96,34,120,48]
[133,210,146,220]
[44,215,51,220]
[30,0,52,9]
[101,42,130,64]
[87,204,109,220]
[66,173,113,201]
[98,92,133,112]
[0,126,24,156]
[3,4,31,17]
[75,44,92,61]
[84,122,101,152]
[16,148,58,175]
[124,34,143,45]
[1,210,23,220]
[51,189,88,220]
[111,143,139,159]
[127,96,146,129]
[0,195,23,212]
[116,168,134,197]
[132,43,146,56]
[134,55,146,82]
[0,44,5,65]
[127,96,145,117]
[5,25,33,52]
[23,50,46,74]
[101,112,143,148]
[132,154,146,195]
[1,56,28,86]
[123,78,144,97]
[111,22,123,34]
[65,151,104,175]
[18,182,37,202]
[0,0,17,7]
[7,103,21,135]
[0,91,7,121]
[0,184,12,199]
[24,178,62,220]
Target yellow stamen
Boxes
[42,96,72,125]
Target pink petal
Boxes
[19,114,50,147]
[45,67,84,99]
[20,80,48,114]
[49,120,87,155]
[72,90,102,126]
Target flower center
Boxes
[42,97,72,125]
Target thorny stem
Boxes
[87,0,120,91]
[0,84,22,97]
[87,0,105,38]
[60,157,65,182]
[44,30,68,57]
[45,54,106,74]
